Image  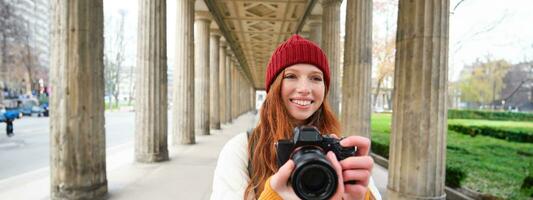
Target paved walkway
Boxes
[0,111,388,199]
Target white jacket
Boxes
[211,133,249,200]
[210,133,382,200]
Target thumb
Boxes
[272,160,295,187]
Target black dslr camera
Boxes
[276,126,356,200]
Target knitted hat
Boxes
[265,34,330,93]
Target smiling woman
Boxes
[211,34,381,200]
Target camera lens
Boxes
[291,147,337,200]
[299,164,329,190]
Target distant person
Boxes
[1,106,18,137]
[211,35,380,200]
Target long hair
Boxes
[244,71,341,199]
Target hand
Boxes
[327,135,374,200]
[269,160,300,199]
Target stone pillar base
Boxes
[135,151,170,163]
[388,190,446,200]
[52,181,107,200]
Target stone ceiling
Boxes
[204,0,320,90]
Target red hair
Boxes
[244,72,341,199]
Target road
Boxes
[0,111,135,180]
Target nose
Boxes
[295,79,311,95]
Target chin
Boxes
[291,113,313,122]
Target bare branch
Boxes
[453,11,509,54]
[451,0,467,15]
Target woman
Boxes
[211,34,380,200]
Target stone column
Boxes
[231,67,237,119]
[251,87,256,111]
[235,68,241,117]
[341,0,372,138]
[135,0,169,162]
[234,68,239,118]
[50,0,107,199]
[218,40,227,124]
[388,1,449,199]
[321,0,343,115]
[226,52,233,123]
[239,75,244,115]
[194,11,211,135]
[236,70,244,117]
[243,82,248,114]
[209,30,221,130]
[209,30,220,129]
[308,15,322,46]
[173,0,195,144]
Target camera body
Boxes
[276,126,356,200]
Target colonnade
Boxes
[48,0,449,199]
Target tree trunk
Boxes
[127,66,134,106]
[24,45,33,95]
[492,80,496,110]
[372,77,383,109]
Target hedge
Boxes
[448,124,533,143]
[446,165,467,188]
[448,109,533,121]
[371,141,389,159]
[371,140,467,188]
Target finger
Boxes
[339,136,371,156]
[271,160,295,189]
[344,184,368,200]
[326,152,345,195]
[342,170,370,186]
[326,152,343,175]
[339,156,374,171]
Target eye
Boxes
[311,75,323,82]
[283,73,297,79]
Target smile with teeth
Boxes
[290,99,313,106]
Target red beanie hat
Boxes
[265,34,330,93]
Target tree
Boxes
[458,57,511,109]
[372,37,395,109]
[13,20,43,95]
[0,0,45,99]
[127,65,135,106]
[500,61,533,110]
[104,10,127,109]
[372,0,397,111]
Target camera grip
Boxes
[334,144,356,160]
[336,145,358,185]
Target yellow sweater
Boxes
[258,177,374,200]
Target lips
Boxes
[290,98,314,107]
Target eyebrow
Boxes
[284,68,323,76]
[309,71,324,76]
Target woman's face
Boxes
[281,64,325,124]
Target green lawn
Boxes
[371,113,533,200]
[104,101,134,110]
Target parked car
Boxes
[19,99,46,117]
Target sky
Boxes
[104,0,533,82]
[448,0,533,80]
